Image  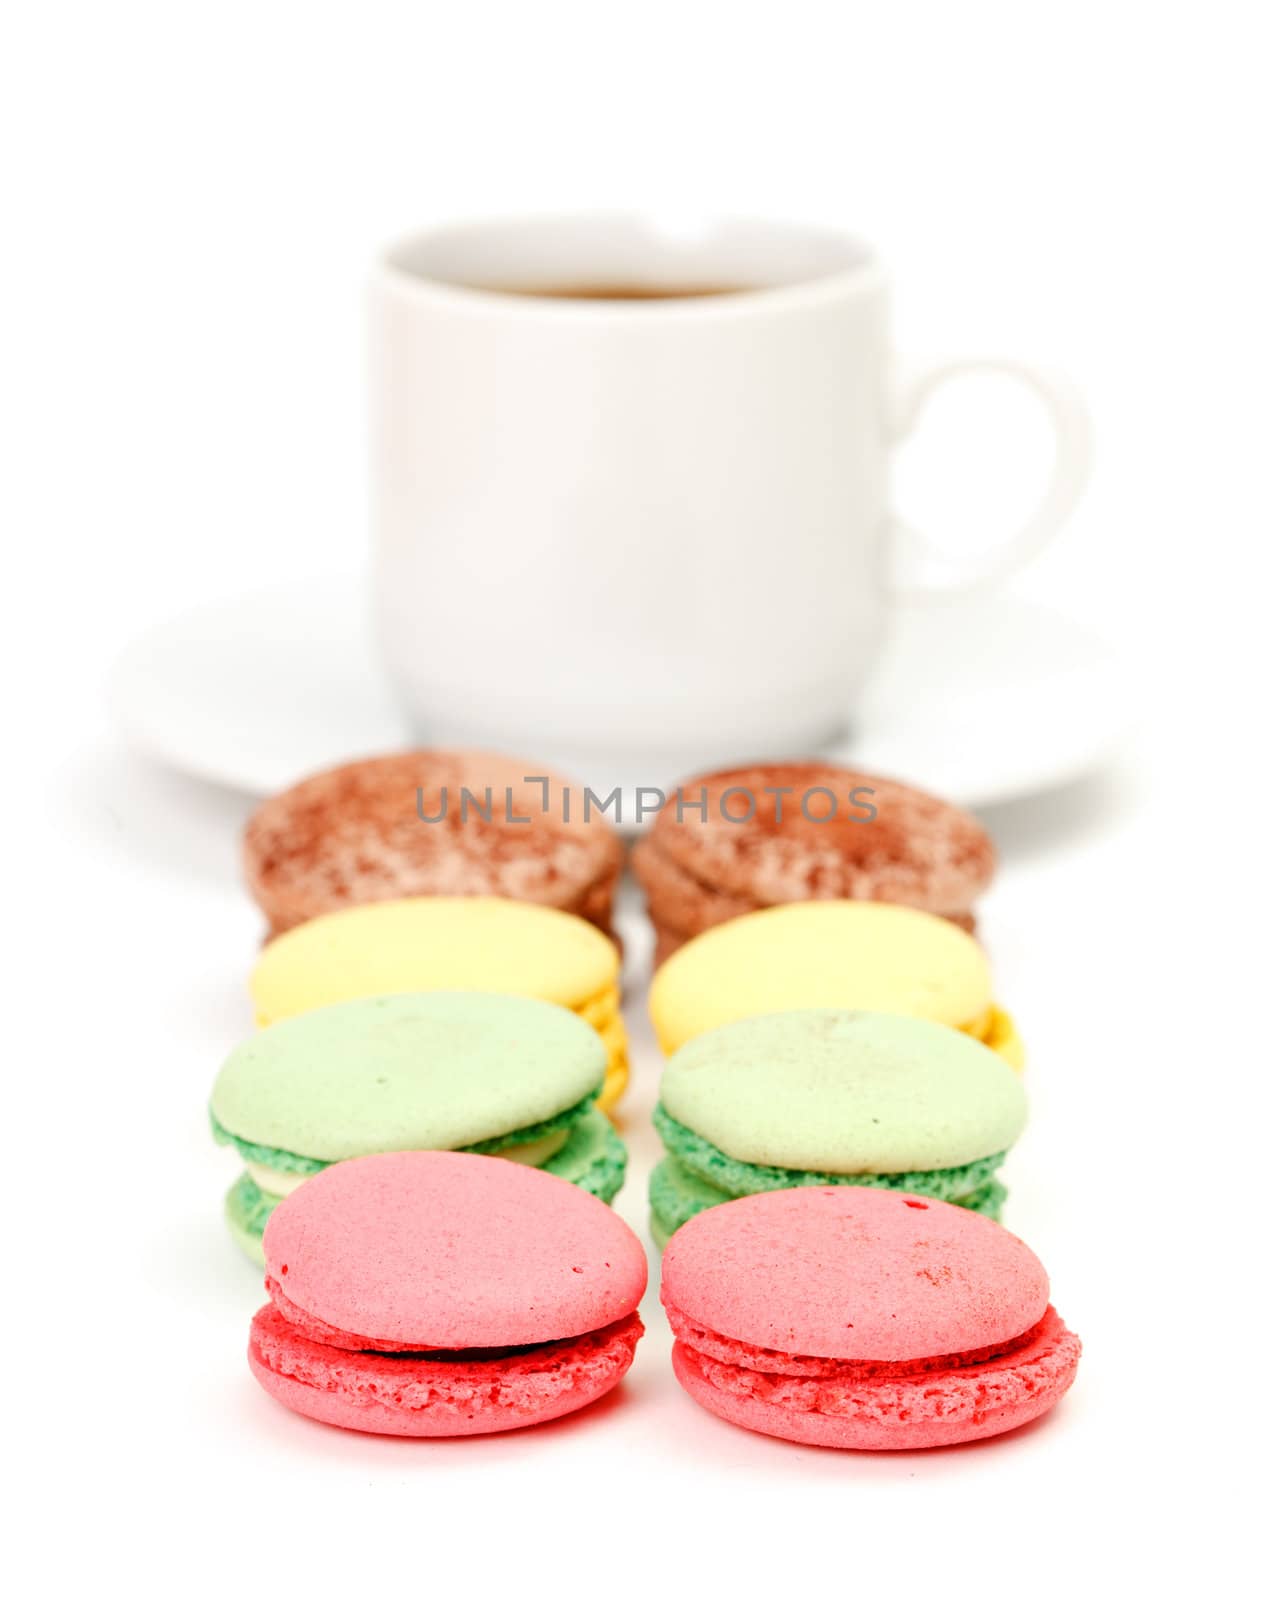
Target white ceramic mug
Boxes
[371,215,1090,776]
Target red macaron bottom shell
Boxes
[671,1305,1080,1450]
[249,1304,643,1437]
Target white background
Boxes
[6,3,1280,1593]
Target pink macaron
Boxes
[249,1150,647,1437]
[661,1186,1080,1450]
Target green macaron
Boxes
[211,990,626,1260]
[650,1009,1027,1248]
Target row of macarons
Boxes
[252,1150,1079,1449]
[218,894,1024,1257]
[243,750,1000,955]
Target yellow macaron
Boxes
[252,896,630,1110]
[649,901,1022,1069]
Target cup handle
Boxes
[889,358,1092,598]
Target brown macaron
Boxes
[245,751,624,938]
[633,762,995,961]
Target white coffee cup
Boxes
[371,214,1090,776]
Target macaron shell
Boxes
[543,1109,628,1202]
[643,763,995,919]
[250,1304,643,1438]
[649,902,996,1053]
[670,1306,1079,1450]
[660,1011,1026,1174]
[252,896,620,1025]
[243,750,623,936]
[225,1175,271,1261]
[264,1150,646,1349]
[650,1154,729,1238]
[212,991,607,1163]
[634,831,982,957]
[661,1186,1048,1362]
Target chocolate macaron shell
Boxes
[244,749,623,935]
[636,829,980,954]
[640,763,994,944]
[634,832,760,937]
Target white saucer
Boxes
[109,576,1133,813]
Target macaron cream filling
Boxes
[243,1124,571,1197]
[244,1161,314,1200]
